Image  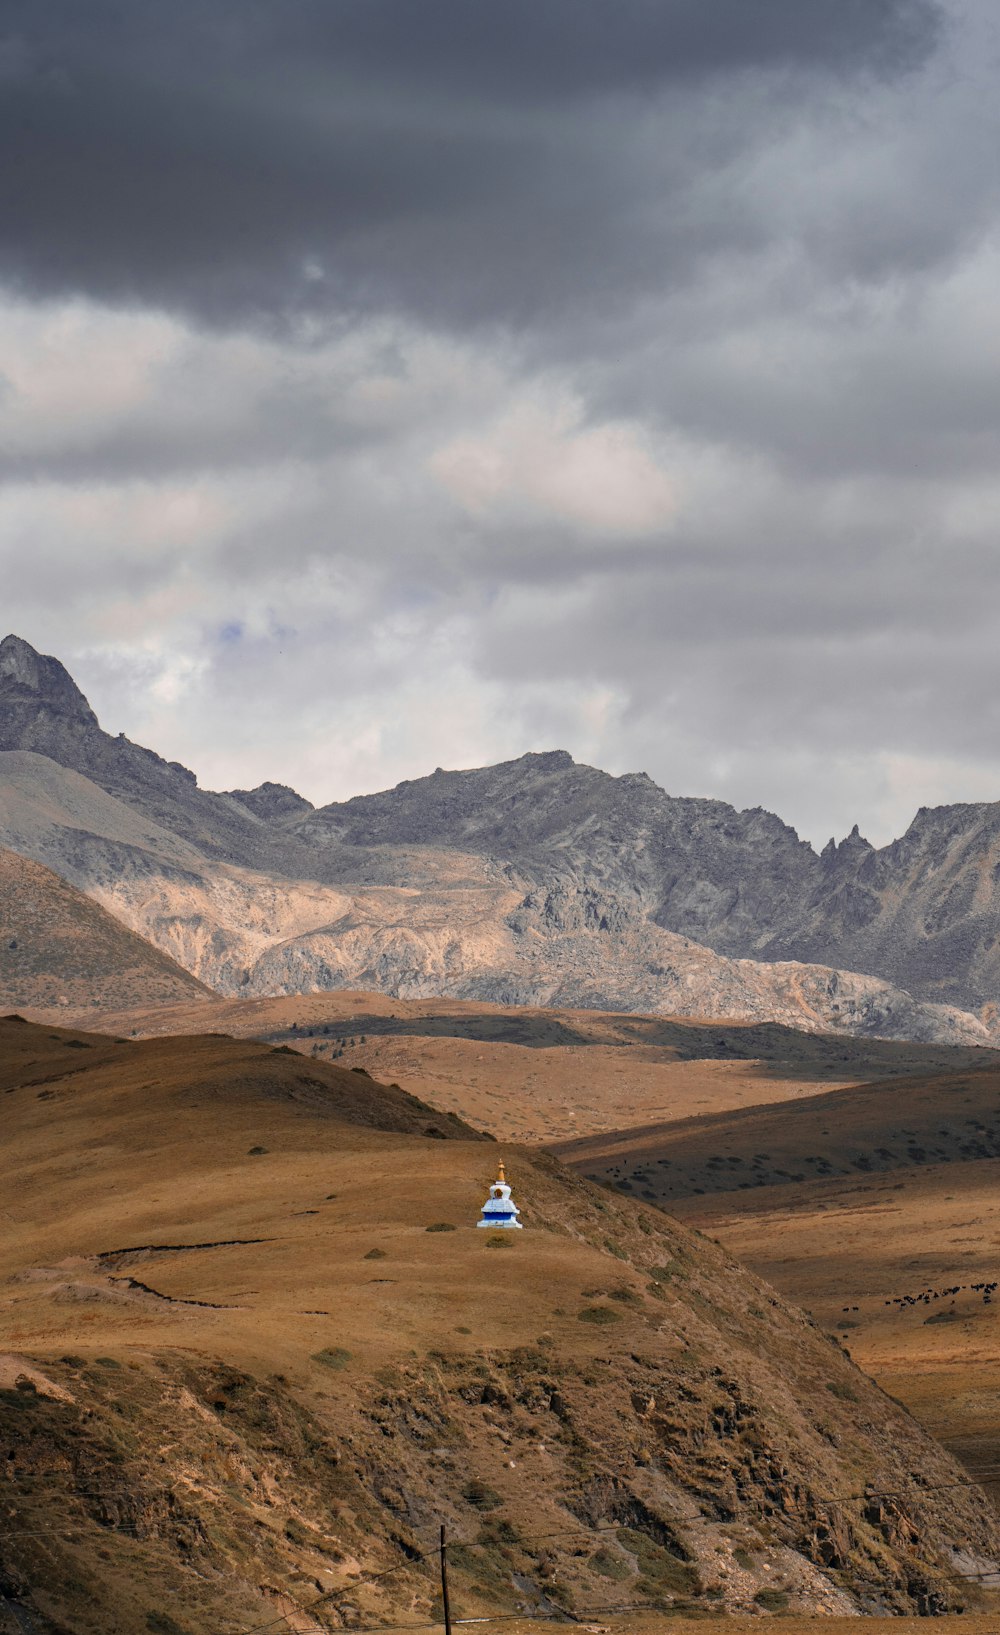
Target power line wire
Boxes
[3,1513,998,1624]
[6,1472,1000,1628]
[234,1555,423,1635]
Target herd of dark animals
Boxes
[884,1280,999,1310]
[837,1281,999,1316]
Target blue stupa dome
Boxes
[477,1160,522,1229]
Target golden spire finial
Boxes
[497,1160,506,1185]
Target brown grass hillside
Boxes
[552,1065,1000,1503]
[672,1162,1000,1494]
[552,1061,1000,1202]
[1,1018,1000,1632]
[0,847,211,1010]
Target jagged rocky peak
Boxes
[821,823,875,863]
[226,781,314,821]
[0,633,98,726]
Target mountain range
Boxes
[2,631,999,1044]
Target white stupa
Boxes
[477,1160,522,1229]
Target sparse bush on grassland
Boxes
[825,1379,858,1401]
[478,1517,519,1545]
[608,1285,643,1305]
[312,1347,352,1371]
[590,1546,630,1580]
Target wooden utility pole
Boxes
[439,1522,453,1635]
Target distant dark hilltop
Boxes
[0,844,210,1010]
[1,631,998,1041]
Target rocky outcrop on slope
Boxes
[225,779,314,820]
[1,1310,991,1631]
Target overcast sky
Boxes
[3,0,1000,848]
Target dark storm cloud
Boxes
[189,0,942,96]
[0,0,942,327]
[8,0,1000,853]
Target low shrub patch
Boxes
[825,1380,858,1402]
[312,1347,352,1371]
[590,1547,630,1581]
[609,1285,643,1306]
[463,1478,502,1511]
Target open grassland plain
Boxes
[34,988,1000,1144]
[553,1066,1000,1508]
[3,1019,1000,1631]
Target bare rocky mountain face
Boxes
[301,750,1000,1015]
[0,633,997,1042]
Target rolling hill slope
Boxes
[2,1017,999,1631]
[58,987,1000,1144]
[552,1061,1000,1502]
[0,846,211,1010]
[553,1060,1000,1203]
